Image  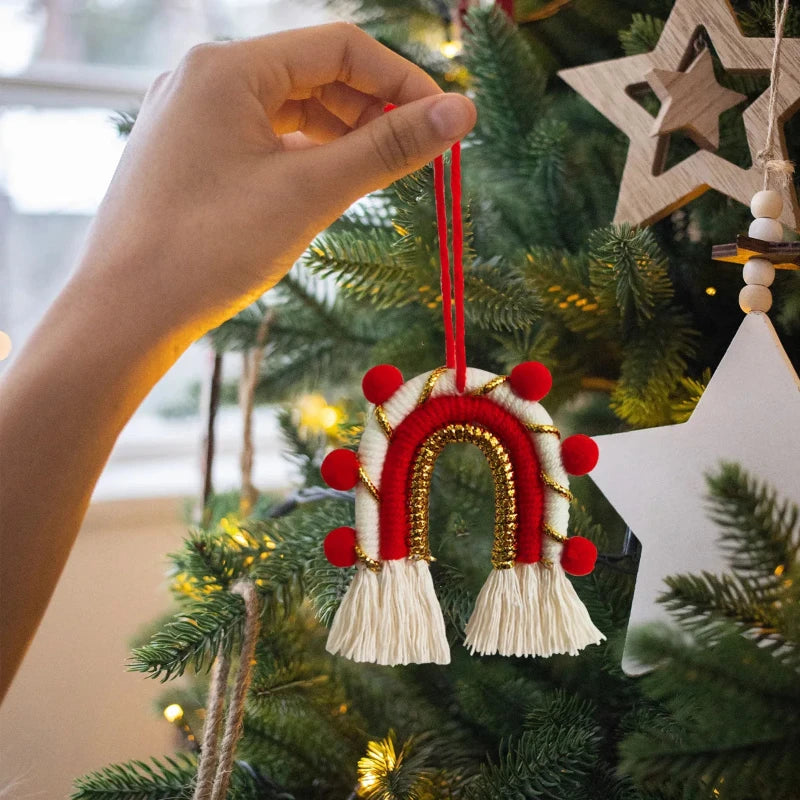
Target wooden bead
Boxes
[742,258,775,287]
[739,284,773,313]
[750,190,783,219]
[748,217,783,242]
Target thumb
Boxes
[301,93,476,205]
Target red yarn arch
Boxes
[378,395,545,563]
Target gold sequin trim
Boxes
[539,558,554,569]
[524,422,561,438]
[355,543,382,572]
[358,467,380,502]
[417,366,448,406]
[540,472,574,502]
[543,523,567,543]
[374,405,392,439]
[409,423,517,569]
[471,375,508,396]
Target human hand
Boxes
[80,23,476,343]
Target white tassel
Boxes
[515,562,544,656]
[463,567,523,656]
[464,563,604,658]
[377,559,450,665]
[536,562,605,656]
[326,566,381,662]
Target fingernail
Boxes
[428,95,475,139]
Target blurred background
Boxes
[0,2,337,796]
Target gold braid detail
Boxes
[409,423,517,568]
[524,422,561,438]
[543,523,567,543]
[358,467,380,502]
[417,366,448,405]
[355,543,382,572]
[540,471,574,502]
[374,405,392,438]
[471,375,508,396]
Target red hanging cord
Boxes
[433,144,466,392]
[450,142,466,393]
[433,155,456,371]
[383,104,466,391]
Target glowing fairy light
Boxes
[297,393,342,433]
[440,40,463,59]
[162,703,184,723]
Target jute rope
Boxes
[756,0,795,189]
[192,580,261,800]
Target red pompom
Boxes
[509,362,552,401]
[324,526,358,568]
[362,364,404,405]
[561,434,599,476]
[321,448,360,490]
[560,536,597,576]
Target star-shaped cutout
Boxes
[590,312,800,674]
[647,48,745,150]
[559,0,800,229]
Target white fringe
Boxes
[463,563,605,658]
[326,566,381,662]
[378,559,450,665]
[327,560,450,665]
[463,567,523,656]
[535,562,605,656]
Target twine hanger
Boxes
[756,0,795,189]
[192,580,261,800]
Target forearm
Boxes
[0,257,191,700]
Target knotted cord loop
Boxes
[756,0,795,189]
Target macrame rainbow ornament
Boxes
[321,130,605,665]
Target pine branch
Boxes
[71,754,274,800]
[357,731,436,800]
[462,7,547,159]
[619,14,664,56]
[621,630,800,799]
[130,506,352,680]
[463,259,541,332]
[523,249,608,338]
[589,225,674,330]
[469,692,601,798]
[611,310,696,427]
[304,228,425,309]
[659,571,780,642]
[72,755,196,800]
[669,370,709,424]
[705,462,800,590]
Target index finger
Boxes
[236,23,442,113]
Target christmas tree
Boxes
[73,2,800,798]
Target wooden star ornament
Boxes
[590,312,800,674]
[647,48,745,150]
[559,0,800,229]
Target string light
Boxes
[0,331,12,361]
[440,40,463,59]
[163,703,184,723]
[297,393,342,433]
[705,286,718,296]
[357,732,401,796]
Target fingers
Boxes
[310,81,384,129]
[296,93,476,207]
[273,98,352,143]
[237,22,442,113]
